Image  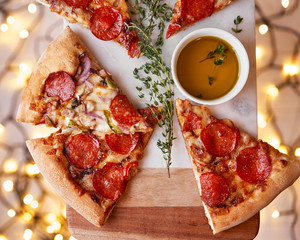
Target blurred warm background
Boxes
[0,0,299,239]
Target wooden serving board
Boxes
[67,169,259,239]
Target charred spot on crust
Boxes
[279,159,288,168]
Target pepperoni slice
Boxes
[105,132,140,155]
[236,146,271,184]
[90,7,123,41]
[65,133,102,169]
[110,94,144,126]
[123,161,138,179]
[183,111,202,132]
[166,23,181,39]
[200,172,230,208]
[92,163,126,200]
[181,0,215,24]
[44,71,75,102]
[128,37,140,58]
[200,122,238,157]
[63,0,92,8]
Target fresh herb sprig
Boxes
[232,15,243,33]
[199,42,228,85]
[127,0,175,177]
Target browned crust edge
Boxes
[26,107,157,227]
[16,26,101,124]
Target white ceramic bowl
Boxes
[171,28,249,105]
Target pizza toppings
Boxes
[90,7,123,41]
[74,52,92,85]
[200,172,230,207]
[65,133,104,169]
[183,111,202,132]
[92,163,127,200]
[128,37,140,58]
[236,146,272,184]
[200,121,239,157]
[110,94,144,126]
[181,0,215,23]
[63,0,92,9]
[44,71,75,102]
[105,132,140,155]
[166,0,215,39]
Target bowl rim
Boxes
[171,27,249,105]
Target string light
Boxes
[257,112,267,128]
[23,212,33,222]
[259,24,269,35]
[0,24,8,32]
[25,163,40,176]
[54,234,64,240]
[3,158,18,173]
[46,226,55,234]
[45,213,57,223]
[268,138,280,149]
[23,229,32,240]
[266,84,279,98]
[278,145,289,154]
[30,200,39,209]
[0,123,5,135]
[69,237,77,240]
[19,29,29,39]
[6,16,15,25]
[256,46,263,60]
[2,180,14,192]
[19,63,31,77]
[295,147,300,157]
[52,221,62,231]
[7,209,16,218]
[283,64,299,76]
[28,3,37,14]
[23,194,34,205]
[0,235,7,240]
[272,210,280,218]
[281,0,290,8]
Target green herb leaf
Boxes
[199,42,227,84]
[232,15,244,33]
[127,0,174,177]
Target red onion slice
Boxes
[75,52,92,85]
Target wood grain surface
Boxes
[67,169,260,239]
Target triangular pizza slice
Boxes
[37,0,140,58]
[17,27,151,135]
[26,107,157,226]
[175,98,300,234]
[166,0,234,39]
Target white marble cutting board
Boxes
[65,0,257,171]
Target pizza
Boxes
[166,0,234,39]
[26,106,157,226]
[17,26,158,226]
[175,98,300,234]
[36,0,140,58]
[16,26,151,135]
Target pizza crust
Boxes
[26,137,109,227]
[16,26,103,124]
[175,98,300,234]
[26,107,157,227]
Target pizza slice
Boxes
[16,27,151,135]
[175,98,300,234]
[37,0,140,58]
[166,0,234,39]
[26,107,158,227]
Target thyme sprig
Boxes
[199,42,228,85]
[232,15,244,33]
[127,0,174,177]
